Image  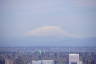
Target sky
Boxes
[0,0,96,47]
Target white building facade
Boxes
[69,54,80,64]
[31,60,54,64]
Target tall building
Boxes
[5,58,14,64]
[69,54,80,64]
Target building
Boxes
[31,60,54,64]
[5,58,14,64]
[69,54,80,64]
[42,60,54,64]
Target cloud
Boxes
[25,26,81,38]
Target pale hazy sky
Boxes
[0,0,96,47]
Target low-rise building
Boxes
[31,60,54,64]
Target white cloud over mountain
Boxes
[25,26,81,38]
